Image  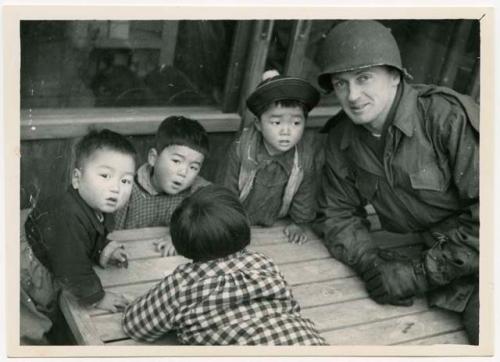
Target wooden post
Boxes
[221,21,253,113]
[467,57,480,103]
[159,21,179,67]
[438,20,473,88]
[238,20,274,129]
[284,20,312,77]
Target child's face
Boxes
[149,145,204,195]
[72,149,135,214]
[256,104,306,155]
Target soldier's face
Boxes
[331,66,400,133]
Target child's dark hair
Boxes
[259,99,309,119]
[170,185,250,262]
[155,116,209,156]
[74,129,137,168]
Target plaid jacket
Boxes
[114,163,210,230]
[122,249,326,345]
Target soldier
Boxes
[314,20,479,344]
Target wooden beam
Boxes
[284,20,312,77]
[20,107,241,140]
[158,21,179,67]
[439,20,474,88]
[321,309,464,345]
[58,291,104,345]
[239,20,274,129]
[221,21,253,113]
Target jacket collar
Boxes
[339,80,418,150]
[68,187,112,235]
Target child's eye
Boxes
[121,178,132,185]
[100,173,111,179]
[171,158,181,164]
[190,165,200,172]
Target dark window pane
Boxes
[21,20,237,109]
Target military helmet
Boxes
[317,20,411,92]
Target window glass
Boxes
[21,20,237,108]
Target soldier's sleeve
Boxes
[313,129,376,269]
[424,96,479,285]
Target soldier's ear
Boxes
[71,168,82,189]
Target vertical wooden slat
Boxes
[221,21,253,113]
[438,20,473,88]
[284,20,312,77]
[238,20,274,129]
[158,21,179,67]
[467,57,480,102]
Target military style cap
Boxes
[247,70,320,117]
[318,20,412,93]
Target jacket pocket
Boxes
[410,163,448,191]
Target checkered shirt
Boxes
[114,163,210,229]
[122,249,327,345]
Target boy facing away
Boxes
[222,70,320,244]
[21,129,136,344]
[114,116,210,233]
[122,185,327,345]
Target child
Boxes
[114,116,210,231]
[222,70,320,244]
[21,129,136,344]
[122,185,326,345]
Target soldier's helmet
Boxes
[317,20,411,93]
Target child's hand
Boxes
[154,239,177,257]
[284,223,308,244]
[94,291,131,313]
[108,246,129,268]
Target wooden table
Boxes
[59,221,469,346]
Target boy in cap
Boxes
[313,20,479,344]
[222,70,320,244]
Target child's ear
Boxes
[254,118,262,132]
[147,148,158,167]
[71,168,81,189]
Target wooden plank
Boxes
[21,107,241,140]
[402,330,469,345]
[106,333,179,345]
[59,292,104,345]
[95,257,188,288]
[239,20,274,128]
[92,297,432,343]
[293,277,366,308]
[93,313,128,342]
[92,276,364,317]
[279,258,354,284]
[321,309,463,345]
[114,233,326,262]
[221,21,252,113]
[94,255,352,293]
[284,20,312,77]
[302,298,429,332]
[159,21,179,67]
